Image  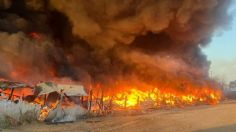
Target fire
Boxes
[38,100,60,121]
[102,85,222,110]
[0,79,222,121]
[29,32,43,41]
[38,106,51,121]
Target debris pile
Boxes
[0,80,88,125]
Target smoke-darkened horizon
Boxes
[0,0,232,88]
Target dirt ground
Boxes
[3,100,236,132]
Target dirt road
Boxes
[4,101,236,132]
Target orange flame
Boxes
[101,84,222,110]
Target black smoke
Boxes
[0,0,232,88]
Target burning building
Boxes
[0,80,88,123]
[0,0,233,122]
[35,82,88,122]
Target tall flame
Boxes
[101,84,222,110]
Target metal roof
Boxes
[36,82,87,96]
[0,81,29,90]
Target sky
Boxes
[202,1,236,83]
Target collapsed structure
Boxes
[0,80,88,123]
[36,82,87,122]
[0,80,222,124]
[0,0,233,125]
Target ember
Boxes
[29,32,43,41]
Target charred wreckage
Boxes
[0,79,222,124]
[0,80,88,123]
[0,0,232,126]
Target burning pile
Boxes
[0,0,233,113]
[90,81,221,111]
[104,87,221,109]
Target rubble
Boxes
[36,82,88,123]
[0,80,88,126]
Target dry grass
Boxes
[3,100,236,132]
[0,111,38,129]
[0,116,19,129]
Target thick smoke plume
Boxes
[0,0,232,88]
